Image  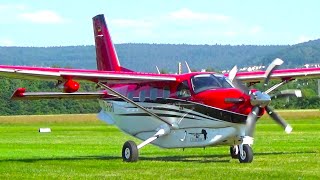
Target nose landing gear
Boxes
[230,144,253,163]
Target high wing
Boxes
[0,65,177,84]
[11,88,116,100]
[226,67,320,83]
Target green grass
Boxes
[0,111,319,179]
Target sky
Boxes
[0,0,320,46]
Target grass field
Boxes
[0,110,319,179]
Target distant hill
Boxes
[1,40,320,72]
[258,39,320,68]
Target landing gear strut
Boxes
[122,124,171,162]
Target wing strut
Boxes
[97,82,178,129]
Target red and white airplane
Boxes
[1,14,320,163]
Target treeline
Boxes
[1,39,320,73]
[0,77,319,116]
[254,79,320,109]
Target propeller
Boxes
[230,58,298,137]
[263,58,283,86]
[229,66,250,94]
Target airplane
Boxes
[1,14,320,163]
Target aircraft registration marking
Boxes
[190,137,204,142]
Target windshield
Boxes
[191,74,233,94]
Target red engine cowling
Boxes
[63,80,80,93]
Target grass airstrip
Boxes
[0,110,319,179]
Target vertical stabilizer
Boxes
[93,14,124,71]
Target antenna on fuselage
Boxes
[156,66,160,74]
[185,61,192,73]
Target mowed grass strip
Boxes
[0,110,319,179]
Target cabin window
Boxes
[127,91,133,100]
[177,80,191,98]
[139,90,146,102]
[150,88,157,101]
[163,87,170,98]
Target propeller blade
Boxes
[228,66,238,82]
[233,78,250,95]
[228,66,250,94]
[264,58,284,86]
[271,89,302,99]
[265,106,292,133]
[246,106,261,137]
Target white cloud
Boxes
[0,38,14,46]
[19,10,66,24]
[249,26,262,34]
[168,8,230,22]
[297,35,312,44]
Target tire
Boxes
[122,140,139,162]
[238,144,253,163]
[230,146,238,159]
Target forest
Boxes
[0,39,320,115]
[0,39,320,73]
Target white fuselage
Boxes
[98,99,247,148]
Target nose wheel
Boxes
[229,144,253,163]
[122,140,139,162]
[238,144,253,163]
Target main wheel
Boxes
[122,140,139,162]
[229,146,238,159]
[238,144,253,163]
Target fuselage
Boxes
[98,72,256,148]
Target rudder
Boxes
[93,14,124,71]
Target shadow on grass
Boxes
[0,154,230,163]
[255,151,317,156]
[141,154,231,163]
[0,151,316,163]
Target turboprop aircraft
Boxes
[1,14,320,163]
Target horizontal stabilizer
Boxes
[11,88,116,100]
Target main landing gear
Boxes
[122,141,139,162]
[121,124,171,162]
[230,144,253,163]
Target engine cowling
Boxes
[63,79,80,93]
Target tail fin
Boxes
[93,14,129,72]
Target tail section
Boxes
[93,14,129,72]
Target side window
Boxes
[150,88,157,101]
[177,80,191,98]
[127,91,133,100]
[163,86,170,98]
[139,90,146,102]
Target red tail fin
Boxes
[93,14,128,72]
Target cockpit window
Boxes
[177,80,191,98]
[191,74,233,94]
